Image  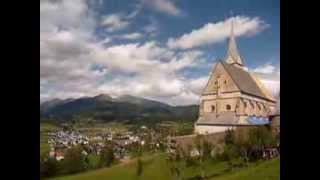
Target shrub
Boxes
[99,146,115,167]
[41,157,61,178]
[61,145,87,174]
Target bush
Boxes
[61,145,87,174]
[40,157,61,178]
[225,129,235,145]
[221,144,240,161]
[221,126,277,162]
[99,146,115,167]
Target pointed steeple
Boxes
[225,17,244,68]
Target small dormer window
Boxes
[226,105,231,110]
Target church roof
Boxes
[220,62,275,102]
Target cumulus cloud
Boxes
[40,0,207,105]
[167,16,268,49]
[40,1,278,106]
[141,0,182,16]
[251,63,280,98]
[143,18,159,37]
[101,13,130,32]
[253,63,278,74]
[114,32,143,40]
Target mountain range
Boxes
[40,94,199,123]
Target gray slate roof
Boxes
[221,62,274,102]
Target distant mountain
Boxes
[40,94,199,123]
[40,98,75,114]
[114,95,170,108]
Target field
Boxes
[48,153,279,180]
[40,123,61,157]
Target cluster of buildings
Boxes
[48,130,89,149]
[47,126,164,161]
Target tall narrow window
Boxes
[211,105,215,112]
[226,104,231,110]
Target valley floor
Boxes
[48,153,279,180]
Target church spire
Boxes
[225,17,244,68]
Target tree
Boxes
[136,158,143,177]
[246,126,276,160]
[99,146,115,167]
[41,157,61,178]
[194,134,213,179]
[225,129,235,145]
[166,147,182,180]
[61,145,87,174]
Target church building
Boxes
[194,20,277,134]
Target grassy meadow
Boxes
[48,153,279,180]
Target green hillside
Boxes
[40,94,198,123]
[48,153,279,180]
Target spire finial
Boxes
[225,12,244,68]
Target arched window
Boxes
[257,104,261,110]
[211,105,215,112]
[244,102,247,108]
[214,81,217,85]
[226,104,231,110]
[224,80,227,84]
[250,101,254,109]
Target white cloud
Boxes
[40,0,206,105]
[141,0,182,16]
[40,1,278,106]
[114,32,143,40]
[167,16,268,49]
[251,63,280,98]
[253,63,277,74]
[101,13,130,32]
[143,18,159,37]
[127,3,143,19]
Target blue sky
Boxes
[40,0,280,105]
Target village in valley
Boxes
[40,1,279,179]
[43,124,166,162]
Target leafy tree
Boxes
[99,146,115,167]
[41,157,61,178]
[194,134,214,179]
[61,145,87,174]
[225,129,235,145]
[166,147,183,180]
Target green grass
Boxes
[40,143,50,158]
[46,154,279,180]
[40,122,61,132]
[40,122,60,158]
[210,158,280,180]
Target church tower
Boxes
[225,18,244,69]
[194,17,277,135]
